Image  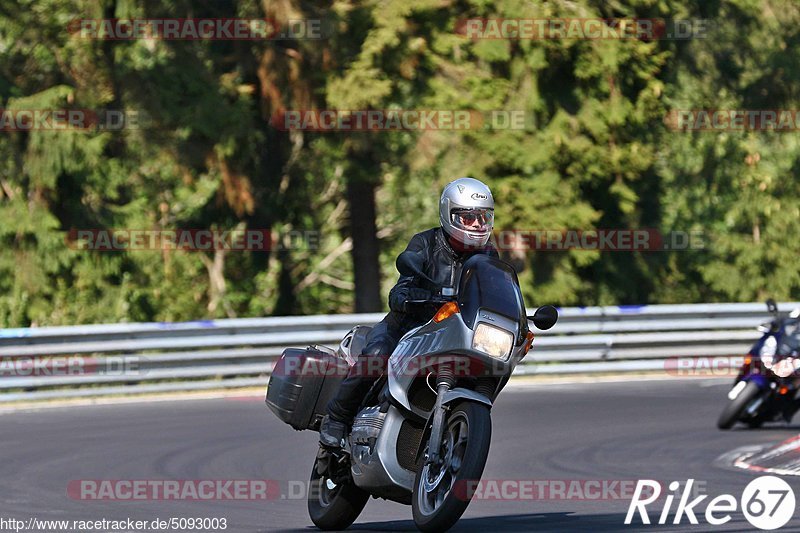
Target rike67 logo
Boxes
[625,477,795,530]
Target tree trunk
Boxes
[346,177,382,312]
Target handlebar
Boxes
[404,297,453,307]
[402,297,456,315]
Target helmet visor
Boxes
[450,208,494,232]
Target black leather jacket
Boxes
[385,227,499,332]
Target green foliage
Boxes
[1,0,799,327]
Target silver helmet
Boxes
[439,177,495,247]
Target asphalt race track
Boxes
[3,378,800,532]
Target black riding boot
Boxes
[320,320,400,447]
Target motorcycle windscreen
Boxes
[457,254,526,331]
[779,319,800,356]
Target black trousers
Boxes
[326,316,402,423]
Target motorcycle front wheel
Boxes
[412,401,492,532]
[307,453,369,530]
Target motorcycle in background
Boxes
[718,299,800,429]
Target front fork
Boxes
[425,364,456,464]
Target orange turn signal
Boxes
[780,386,789,395]
[523,330,535,355]
[744,356,752,366]
[433,301,460,323]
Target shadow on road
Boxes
[270,511,756,533]
[272,512,641,532]
[729,424,800,431]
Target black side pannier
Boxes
[266,348,350,431]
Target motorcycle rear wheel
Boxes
[307,453,369,530]
[412,401,492,532]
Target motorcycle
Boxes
[717,299,800,429]
[266,252,558,531]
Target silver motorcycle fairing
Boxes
[348,307,526,498]
[336,325,372,366]
[350,405,416,501]
[388,309,525,414]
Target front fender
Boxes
[415,387,493,466]
[742,373,771,390]
[441,388,493,408]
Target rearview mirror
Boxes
[767,298,778,315]
[529,305,558,331]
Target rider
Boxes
[319,177,499,448]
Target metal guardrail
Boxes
[1,302,798,402]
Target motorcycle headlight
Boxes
[473,323,513,359]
